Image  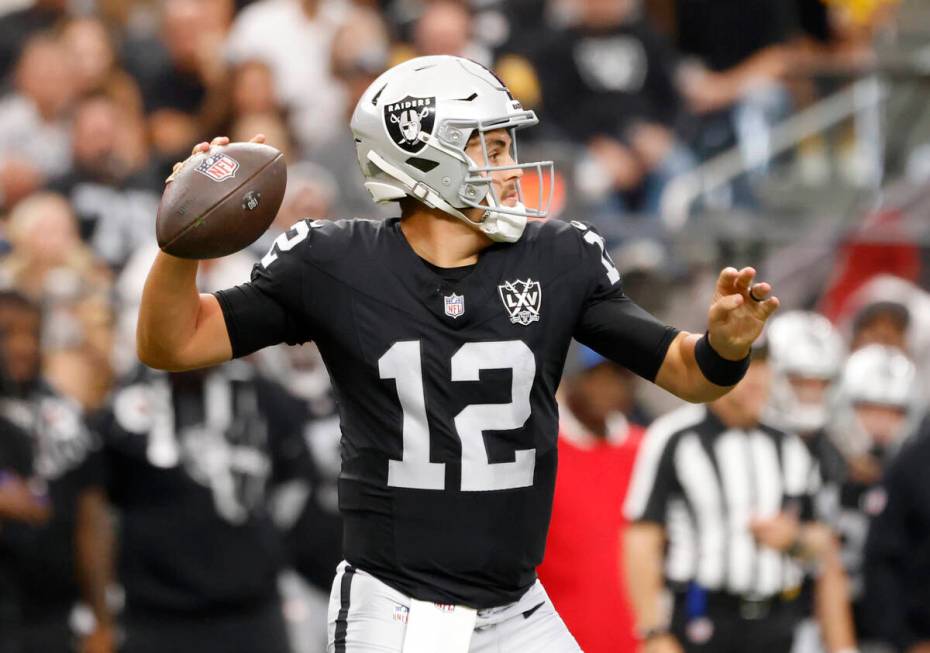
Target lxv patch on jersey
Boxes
[498,279,541,326]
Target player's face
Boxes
[853,402,907,447]
[464,128,523,209]
[787,374,830,408]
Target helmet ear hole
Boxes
[406,157,440,173]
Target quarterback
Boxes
[138,56,779,652]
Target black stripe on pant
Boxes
[334,566,356,653]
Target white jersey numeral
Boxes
[570,220,620,285]
[261,220,311,268]
[379,341,446,490]
[378,340,537,492]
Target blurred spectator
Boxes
[535,0,693,214]
[249,162,338,259]
[0,0,67,83]
[0,193,115,410]
[61,16,144,116]
[1,192,111,302]
[48,93,161,269]
[268,342,342,653]
[850,301,909,353]
[829,345,922,649]
[537,347,644,653]
[94,361,306,653]
[392,0,491,66]
[130,0,233,171]
[306,5,392,218]
[0,290,114,653]
[226,0,350,151]
[230,111,296,162]
[230,59,283,120]
[863,416,930,653]
[0,33,77,208]
[624,351,855,653]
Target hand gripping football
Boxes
[156,142,287,259]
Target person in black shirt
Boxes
[864,418,930,653]
[48,93,162,268]
[535,0,690,214]
[137,55,780,652]
[94,362,306,653]
[0,290,113,653]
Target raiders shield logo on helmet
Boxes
[384,96,436,153]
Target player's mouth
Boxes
[500,188,518,206]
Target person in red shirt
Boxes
[539,347,646,653]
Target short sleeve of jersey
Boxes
[214,221,314,359]
[624,428,679,525]
[569,221,679,381]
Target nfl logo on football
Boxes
[195,153,240,182]
[498,279,542,326]
[444,293,465,319]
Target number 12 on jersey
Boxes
[379,340,536,492]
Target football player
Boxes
[137,56,779,652]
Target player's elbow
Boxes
[136,333,191,372]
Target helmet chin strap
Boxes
[366,151,526,243]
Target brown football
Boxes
[156,142,287,259]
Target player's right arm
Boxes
[136,253,232,371]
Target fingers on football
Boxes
[249,133,267,144]
[210,135,230,147]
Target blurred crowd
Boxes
[0,0,926,652]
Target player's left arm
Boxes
[654,266,779,402]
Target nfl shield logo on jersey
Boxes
[195,152,240,182]
[444,293,465,319]
[498,279,542,326]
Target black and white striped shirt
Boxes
[624,404,821,598]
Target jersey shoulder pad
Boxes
[519,218,591,261]
[261,217,383,269]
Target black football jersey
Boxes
[216,217,678,607]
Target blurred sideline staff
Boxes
[538,346,645,653]
[624,348,857,653]
[92,357,309,653]
[864,415,930,653]
[0,289,112,653]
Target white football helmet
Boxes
[830,344,921,457]
[765,311,846,433]
[351,55,554,243]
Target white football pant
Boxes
[326,561,582,653]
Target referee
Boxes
[624,349,847,653]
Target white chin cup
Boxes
[478,201,527,243]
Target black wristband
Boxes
[695,333,750,386]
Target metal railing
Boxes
[658,76,889,231]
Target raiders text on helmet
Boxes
[351,55,554,243]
